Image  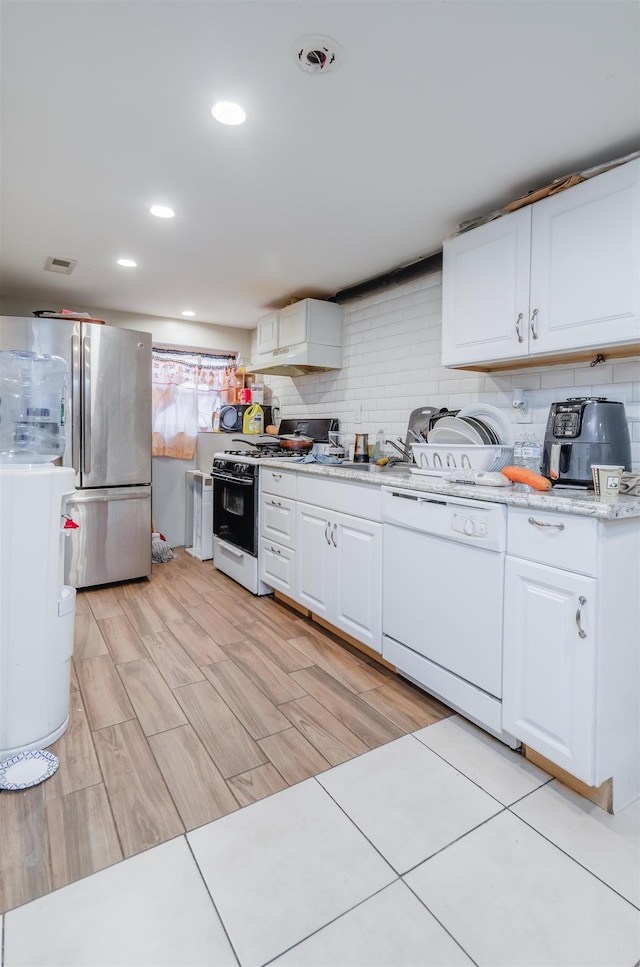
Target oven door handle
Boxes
[212,472,254,486]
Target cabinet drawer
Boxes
[507,507,598,576]
[297,475,382,521]
[261,468,297,499]
[261,495,296,548]
[260,539,295,596]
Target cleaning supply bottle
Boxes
[372,428,385,463]
[242,403,264,434]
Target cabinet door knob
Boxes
[331,523,338,547]
[324,522,331,545]
[515,312,524,343]
[575,595,587,639]
[530,308,539,340]
[270,499,282,507]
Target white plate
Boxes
[457,404,515,446]
[0,749,59,790]
[427,427,477,445]
[429,416,483,442]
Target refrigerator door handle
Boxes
[82,335,92,474]
[67,490,151,504]
[71,333,81,471]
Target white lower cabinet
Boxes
[296,502,382,653]
[502,557,597,784]
[260,539,295,595]
[502,507,639,811]
[259,469,297,596]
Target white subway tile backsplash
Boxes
[625,402,640,422]
[508,373,541,390]
[593,381,633,400]
[540,368,576,388]
[574,365,612,386]
[483,375,512,393]
[613,360,640,382]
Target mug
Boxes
[591,464,624,502]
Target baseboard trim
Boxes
[524,747,613,813]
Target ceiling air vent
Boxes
[293,35,342,74]
[44,256,77,275]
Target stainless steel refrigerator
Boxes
[0,317,152,588]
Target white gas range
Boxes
[211,419,338,595]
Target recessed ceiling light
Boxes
[150,205,175,218]
[211,101,246,125]
[117,258,137,268]
[181,310,196,317]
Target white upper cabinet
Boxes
[442,207,532,366]
[256,311,279,354]
[255,299,343,354]
[442,159,640,368]
[252,299,343,375]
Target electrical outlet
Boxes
[514,401,532,423]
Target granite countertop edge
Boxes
[259,459,640,520]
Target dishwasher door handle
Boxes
[390,491,447,506]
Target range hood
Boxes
[247,342,342,377]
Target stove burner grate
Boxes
[221,448,300,459]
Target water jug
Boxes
[0,351,67,462]
[242,403,264,434]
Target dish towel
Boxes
[619,472,640,496]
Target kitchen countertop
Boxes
[260,459,640,520]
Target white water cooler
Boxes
[0,350,77,758]
[0,464,77,757]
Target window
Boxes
[151,347,237,459]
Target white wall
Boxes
[264,270,640,470]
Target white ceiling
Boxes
[1,0,638,330]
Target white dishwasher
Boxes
[382,486,517,747]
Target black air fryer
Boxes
[541,397,631,487]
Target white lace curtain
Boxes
[152,348,237,459]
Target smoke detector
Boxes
[44,256,77,275]
[293,35,342,74]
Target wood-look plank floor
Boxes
[0,550,453,914]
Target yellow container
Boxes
[242,403,264,434]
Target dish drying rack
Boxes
[410,444,513,475]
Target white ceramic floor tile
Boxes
[414,714,551,805]
[317,734,503,873]
[187,777,395,967]
[272,880,473,966]
[512,780,640,908]
[406,810,640,967]
[3,837,236,967]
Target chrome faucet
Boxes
[385,437,412,461]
